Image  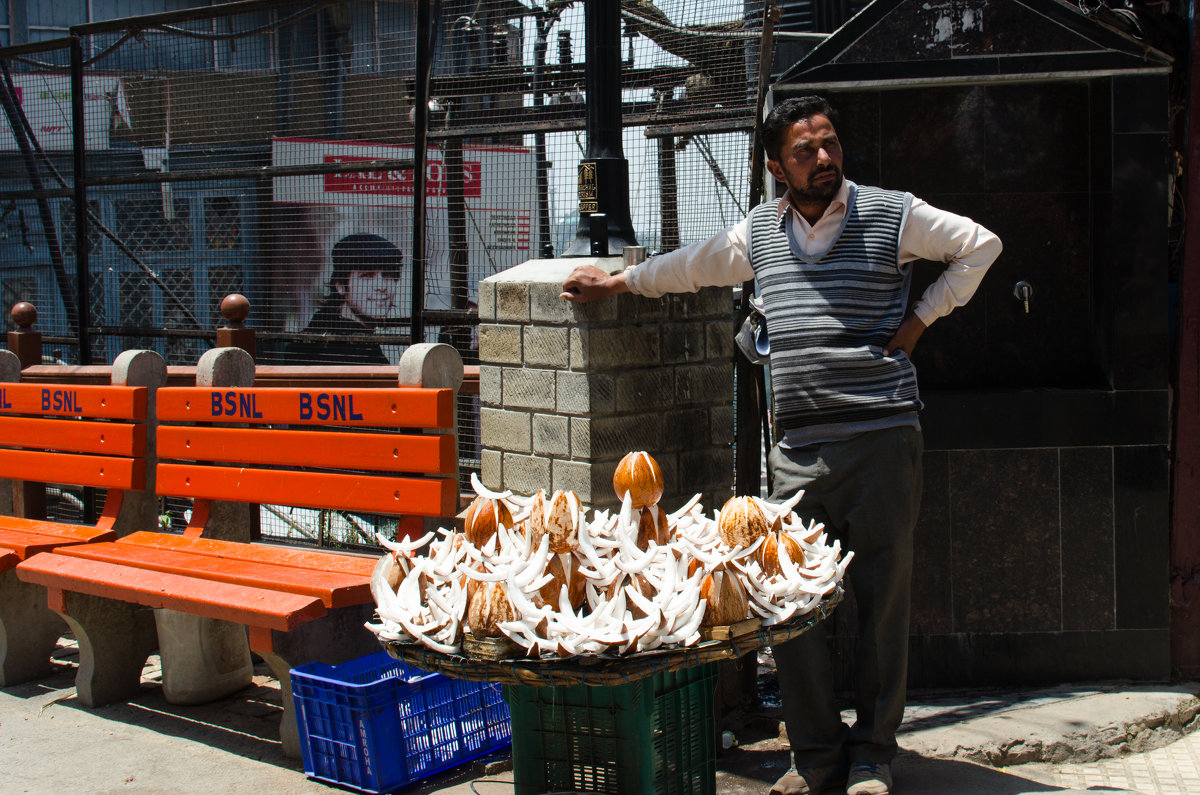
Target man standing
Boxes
[286,233,403,365]
[560,96,1001,795]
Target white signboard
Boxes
[0,73,130,151]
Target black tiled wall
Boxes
[791,79,1171,686]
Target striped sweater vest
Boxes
[748,184,921,436]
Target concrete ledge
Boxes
[900,683,1200,766]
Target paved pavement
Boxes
[1,639,1198,794]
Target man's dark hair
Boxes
[762,96,838,161]
[329,233,404,286]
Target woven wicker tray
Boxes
[381,584,843,687]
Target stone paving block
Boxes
[710,404,736,445]
[502,367,556,411]
[533,413,569,457]
[502,452,551,495]
[706,318,737,360]
[569,414,663,460]
[479,448,502,491]
[698,285,736,317]
[495,281,530,322]
[551,458,618,507]
[523,326,569,369]
[660,321,706,364]
[480,406,531,453]
[670,286,733,320]
[571,325,660,370]
[477,280,497,321]
[675,361,735,405]
[555,370,615,415]
[660,408,710,452]
[479,324,522,365]
[614,292,671,324]
[679,447,736,494]
[529,281,623,325]
[478,364,501,407]
[614,369,673,413]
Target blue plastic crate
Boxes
[291,650,511,794]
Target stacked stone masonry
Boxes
[478,258,736,513]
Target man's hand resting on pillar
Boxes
[560,265,630,303]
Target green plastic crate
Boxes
[503,663,717,795]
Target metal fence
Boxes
[0,0,830,544]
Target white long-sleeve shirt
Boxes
[624,180,1002,327]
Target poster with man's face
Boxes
[269,138,538,364]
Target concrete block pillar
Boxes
[155,345,255,705]
[478,256,735,513]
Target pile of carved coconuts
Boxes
[368,451,851,658]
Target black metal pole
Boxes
[445,134,468,315]
[657,135,679,252]
[321,7,343,137]
[411,0,436,344]
[563,0,637,256]
[70,37,92,365]
[533,12,554,257]
[70,36,96,522]
[736,4,779,499]
[583,1,622,160]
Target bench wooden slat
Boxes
[118,531,378,576]
[0,416,145,456]
[0,449,144,490]
[0,524,119,559]
[0,516,118,544]
[157,426,455,474]
[1,550,16,573]
[156,387,454,429]
[55,541,371,609]
[17,553,328,632]
[157,463,456,517]
[0,384,147,419]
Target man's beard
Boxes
[790,165,843,203]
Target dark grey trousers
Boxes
[769,424,924,768]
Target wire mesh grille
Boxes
[0,0,845,544]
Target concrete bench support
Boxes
[156,347,257,705]
[54,589,158,705]
[47,350,168,704]
[0,560,67,686]
[254,603,378,758]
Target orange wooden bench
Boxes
[0,349,161,687]
[17,343,463,756]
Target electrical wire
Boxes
[11,3,329,70]
[152,3,331,42]
[621,6,828,41]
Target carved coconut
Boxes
[758,529,804,578]
[537,552,587,611]
[699,565,749,626]
[545,490,582,552]
[608,571,656,620]
[463,495,512,548]
[717,495,769,548]
[636,504,670,550]
[466,580,516,637]
[528,489,583,553]
[613,451,664,509]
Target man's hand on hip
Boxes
[560,265,629,303]
[884,314,927,357]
